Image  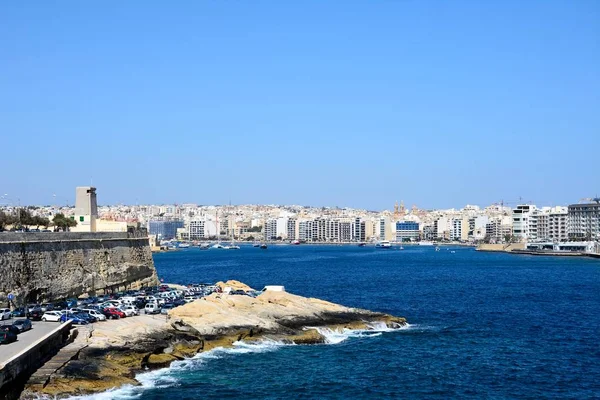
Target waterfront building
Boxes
[449,218,469,241]
[148,219,184,240]
[568,201,600,240]
[298,220,310,241]
[276,217,289,239]
[353,218,366,242]
[395,221,419,242]
[534,207,568,242]
[433,217,450,240]
[287,218,297,240]
[188,220,205,240]
[264,219,278,240]
[326,219,340,241]
[340,221,352,242]
[473,216,489,240]
[512,204,537,241]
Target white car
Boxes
[82,309,107,321]
[121,305,139,316]
[144,303,160,314]
[118,307,136,317]
[41,311,63,322]
[0,308,12,320]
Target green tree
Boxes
[247,226,262,232]
[52,213,78,231]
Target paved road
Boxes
[0,319,63,364]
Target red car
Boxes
[102,308,126,319]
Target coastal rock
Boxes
[24,282,407,399]
[215,279,254,291]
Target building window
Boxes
[80,216,85,222]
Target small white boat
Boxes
[178,243,190,249]
[211,243,224,249]
[375,241,392,249]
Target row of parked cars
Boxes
[0,283,232,344]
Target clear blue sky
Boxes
[1,1,598,210]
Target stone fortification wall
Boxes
[0,231,159,302]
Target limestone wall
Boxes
[0,231,159,302]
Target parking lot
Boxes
[0,319,63,364]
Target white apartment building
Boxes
[568,201,600,240]
[264,219,278,240]
[449,218,469,241]
[512,205,537,241]
[287,218,297,240]
[534,207,568,242]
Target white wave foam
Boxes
[307,321,409,345]
[60,339,289,400]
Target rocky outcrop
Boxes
[0,231,158,303]
[21,283,407,399]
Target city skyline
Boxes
[1,2,598,209]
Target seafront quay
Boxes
[477,241,600,259]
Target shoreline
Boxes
[20,283,407,399]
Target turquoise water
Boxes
[77,245,600,399]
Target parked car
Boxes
[120,306,139,317]
[0,324,21,335]
[75,313,97,323]
[12,319,32,332]
[0,330,17,344]
[144,303,160,314]
[0,308,12,320]
[59,313,89,325]
[102,308,125,319]
[27,309,44,321]
[41,311,63,322]
[81,309,107,321]
[41,303,54,312]
[11,308,26,318]
[27,304,41,313]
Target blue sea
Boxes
[75,245,600,399]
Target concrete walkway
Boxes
[26,325,93,387]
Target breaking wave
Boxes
[308,322,412,344]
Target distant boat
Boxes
[211,243,224,249]
[435,246,440,252]
[419,241,434,246]
[399,246,404,250]
[358,243,367,247]
[199,243,210,250]
[375,241,392,249]
[292,240,300,245]
[178,243,190,249]
[252,243,260,248]
[260,243,268,249]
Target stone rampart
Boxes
[0,231,159,302]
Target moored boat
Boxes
[375,241,392,249]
